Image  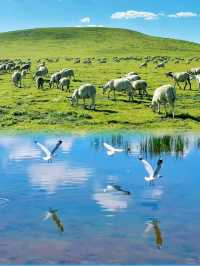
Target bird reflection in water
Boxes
[44,208,64,233]
[144,219,163,249]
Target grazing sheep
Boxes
[14,64,21,71]
[36,76,44,89]
[6,63,15,72]
[190,67,200,75]
[21,70,27,78]
[103,78,134,101]
[0,64,6,73]
[59,77,70,91]
[125,74,141,82]
[33,66,48,79]
[70,84,96,109]
[140,62,148,68]
[21,63,31,72]
[12,71,22,88]
[151,84,176,118]
[166,72,191,90]
[156,62,165,68]
[60,69,75,80]
[190,74,200,92]
[131,80,148,97]
[36,77,50,89]
[126,72,138,76]
[49,72,61,88]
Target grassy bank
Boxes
[0,27,200,132]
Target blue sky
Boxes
[1,0,200,42]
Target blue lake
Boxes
[0,133,199,264]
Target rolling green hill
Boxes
[0,27,200,58]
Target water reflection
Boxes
[140,135,190,158]
[93,189,131,213]
[92,134,200,158]
[144,219,163,249]
[28,163,92,194]
[0,136,40,161]
[0,133,199,264]
[44,137,75,154]
[44,208,64,233]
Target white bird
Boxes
[103,142,123,156]
[139,158,163,184]
[35,140,62,162]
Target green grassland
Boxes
[0,27,200,132]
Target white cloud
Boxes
[111,10,159,21]
[111,10,199,21]
[75,24,103,28]
[80,17,91,24]
[168,12,198,18]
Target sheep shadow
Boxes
[175,113,200,122]
[73,79,82,82]
[93,109,118,114]
[120,98,149,104]
[162,113,200,122]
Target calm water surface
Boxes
[0,133,199,264]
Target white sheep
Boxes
[49,72,61,88]
[140,62,148,68]
[60,69,75,80]
[125,74,141,82]
[12,71,22,88]
[103,78,134,101]
[33,66,48,79]
[21,70,27,78]
[156,62,165,68]
[35,77,50,89]
[59,77,70,91]
[151,84,176,118]
[126,72,138,76]
[71,84,96,109]
[166,72,191,90]
[131,80,148,97]
[190,74,200,92]
[190,67,200,75]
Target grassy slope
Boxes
[0,27,200,132]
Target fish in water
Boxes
[44,208,64,233]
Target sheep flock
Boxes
[1,55,200,124]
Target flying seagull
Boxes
[104,184,131,195]
[139,158,163,185]
[103,142,123,156]
[35,140,62,162]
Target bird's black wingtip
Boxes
[138,156,143,161]
[34,140,38,144]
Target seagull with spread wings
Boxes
[139,158,163,185]
[103,142,123,156]
[35,140,62,162]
